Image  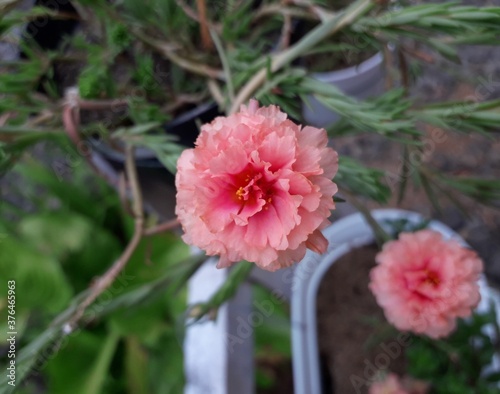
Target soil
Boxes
[316,244,407,394]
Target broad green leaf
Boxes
[65,224,122,292]
[0,236,72,313]
[83,330,121,394]
[125,336,149,394]
[123,232,190,286]
[16,161,123,227]
[17,211,123,292]
[103,232,189,341]
[19,213,94,258]
[108,298,169,344]
[147,330,185,394]
[45,330,121,394]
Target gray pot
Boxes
[0,0,34,61]
[302,51,385,128]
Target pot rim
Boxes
[291,208,500,394]
[310,50,384,82]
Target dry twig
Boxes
[66,145,145,330]
[144,218,180,236]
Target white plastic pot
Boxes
[302,51,385,128]
[291,209,500,394]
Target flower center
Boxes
[404,268,442,299]
[424,271,440,287]
[236,187,246,200]
[232,167,274,214]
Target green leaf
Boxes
[418,170,442,213]
[83,330,121,394]
[0,126,64,134]
[113,122,162,137]
[89,253,205,323]
[0,133,65,174]
[16,210,123,292]
[0,236,72,313]
[254,285,291,359]
[155,151,180,175]
[336,156,391,204]
[147,329,185,394]
[78,64,115,99]
[108,22,132,53]
[18,212,94,258]
[123,232,190,286]
[99,233,190,341]
[109,298,170,344]
[15,160,123,227]
[428,39,460,62]
[406,338,447,378]
[439,175,500,207]
[191,262,254,321]
[45,330,120,394]
[125,337,149,394]
[128,98,169,124]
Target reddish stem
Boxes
[196,0,213,50]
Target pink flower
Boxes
[369,374,408,394]
[369,374,428,394]
[175,100,338,271]
[369,230,483,338]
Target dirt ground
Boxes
[316,245,407,394]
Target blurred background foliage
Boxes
[0,154,192,393]
[1,0,500,392]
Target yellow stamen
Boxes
[236,187,245,200]
[425,271,440,286]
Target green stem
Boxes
[210,28,235,109]
[343,189,391,246]
[191,261,254,321]
[1,254,206,392]
[229,0,375,114]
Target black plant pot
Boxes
[87,102,222,219]
[90,101,223,170]
[22,2,222,172]
[23,0,79,52]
